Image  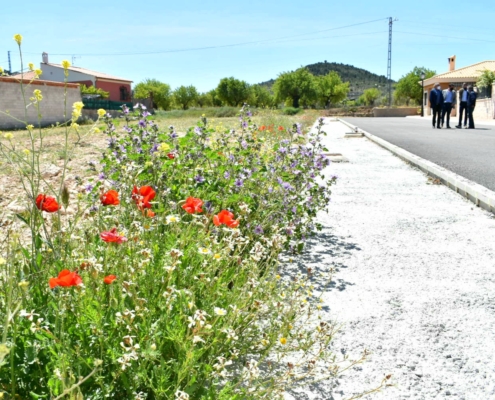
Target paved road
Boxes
[343,117,495,192]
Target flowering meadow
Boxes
[0,35,390,400]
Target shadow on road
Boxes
[281,226,361,294]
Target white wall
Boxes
[40,64,95,85]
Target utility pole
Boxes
[387,17,397,107]
[8,50,12,74]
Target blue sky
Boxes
[1,0,495,92]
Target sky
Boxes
[1,0,495,92]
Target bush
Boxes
[281,107,301,115]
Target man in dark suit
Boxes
[456,83,469,128]
[429,83,444,129]
[467,85,477,129]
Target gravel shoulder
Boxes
[289,119,495,399]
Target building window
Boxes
[120,86,129,101]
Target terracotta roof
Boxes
[45,63,132,82]
[9,70,38,80]
[424,61,495,85]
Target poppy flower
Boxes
[103,275,117,284]
[167,153,175,159]
[100,228,128,244]
[132,185,156,209]
[182,197,203,214]
[259,125,266,131]
[278,126,284,131]
[35,194,60,213]
[100,190,120,206]
[213,210,239,228]
[49,269,83,289]
[145,209,155,218]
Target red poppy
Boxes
[104,275,117,284]
[213,210,239,228]
[167,153,175,159]
[36,194,60,213]
[182,197,203,214]
[100,228,128,244]
[278,126,284,131]
[145,209,156,218]
[49,269,83,289]
[259,125,266,131]
[100,190,120,206]
[132,185,156,209]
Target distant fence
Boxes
[82,98,133,111]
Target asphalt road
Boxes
[343,117,495,192]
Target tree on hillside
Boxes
[316,71,350,108]
[394,67,436,105]
[216,77,251,106]
[249,85,274,108]
[134,79,172,110]
[173,85,199,110]
[273,68,317,108]
[359,88,381,106]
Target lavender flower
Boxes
[204,201,213,213]
[224,171,230,179]
[138,120,146,128]
[234,179,244,188]
[254,225,264,235]
[123,126,132,133]
[85,184,94,193]
[195,175,205,184]
[241,140,248,149]
[98,172,106,181]
[142,111,151,118]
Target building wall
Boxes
[40,63,95,85]
[0,77,81,129]
[96,79,131,101]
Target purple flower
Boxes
[194,126,203,135]
[286,227,294,236]
[278,147,287,154]
[138,120,146,128]
[241,121,248,129]
[169,131,178,139]
[268,186,273,193]
[246,111,252,117]
[224,171,230,179]
[150,143,158,154]
[98,173,106,181]
[282,182,293,191]
[241,140,248,149]
[142,111,151,118]
[234,179,244,188]
[204,201,213,213]
[123,126,132,133]
[254,225,264,235]
[195,175,205,183]
[85,184,94,193]
[292,206,297,213]
[89,205,99,212]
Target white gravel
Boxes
[288,119,495,400]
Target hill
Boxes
[260,61,394,100]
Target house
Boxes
[39,53,132,102]
[422,56,495,119]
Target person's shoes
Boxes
[437,126,442,129]
[455,125,461,128]
[463,124,467,128]
[441,122,444,128]
[447,126,452,129]
[432,125,435,129]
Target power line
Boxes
[395,30,495,44]
[22,17,388,57]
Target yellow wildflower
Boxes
[22,149,30,156]
[73,101,84,111]
[33,89,42,102]
[71,122,79,129]
[279,337,287,345]
[62,60,71,69]
[158,143,170,152]
[34,69,42,78]
[213,253,221,261]
[0,67,4,74]
[93,127,101,133]
[276,274,281,279]
[144,161,153,168]
[0,257,5,265]
[18,281,29,289]
[28,62,34,71]
[13,34,22,46]
[3,133,13,140]
[72,110,81,120]
[26,125,34,130]
[97,109,106,118]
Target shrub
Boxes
[281,107,301,115]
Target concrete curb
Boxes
[338,118,495,214]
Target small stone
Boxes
[42,164,62,178]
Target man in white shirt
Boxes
[441,84,457,129]
[456,83,469,128]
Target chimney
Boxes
[448,55,456,71]
[42,52,48,64]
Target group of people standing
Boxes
[429,83,477,129]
